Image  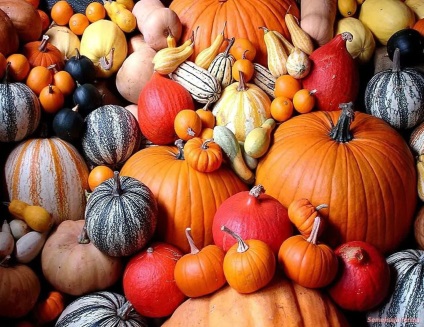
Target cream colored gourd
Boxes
[243,118,276,159]
[116,35,156,104]
[260,27,287,78]
[195,22,226,69]
[79,19,128,78]
[286,47,311,79]
[9,219,30,240]
[359,0,416,45]
[0,220,14,259]
[417,155,424,201]
[335,17,376,64]
[132,0,182,51]
[405,0,424,19]
[153,41,194,74]
[15,231,48,264]
[45,25,80,60]
[285,14,314,55]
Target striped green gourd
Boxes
[365,48,424,130]
[366,249,424,326]
[207,37,236,89]
[85,171,158,257]
[81,105,142,169]
[0,63,41,143]
[56,291,148,327]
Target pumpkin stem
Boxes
[117,301,134,320]
[221,225,249,253]
[223,37,235,57]
[315,204,328,211]
[72,104,80,112]
[249,184,265,198]
[175,139,185,160]
[112,171,122,196]
[78,224,90,244]
[2,62,11,84]
[392,48,401,73]
[202,138,214,149]
[99,48,115,71]
[236,71,248,92]
[340,246,367,265]
[185,227,200,254]
[0,255,11,267]
[329,102,355,143]
[306,216,321,244]
[187,127,196,137]
[74,48,81,60]
[38,35,50,52]
[341,32,353,43]
[48,84,54,94]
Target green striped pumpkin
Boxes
[56,291,148,327]
[365,48,424,130]
[367,249,424,326]
[81,105,142,170]
[207,39,235,89]
[85,171,158,257]
[0,71,41,143]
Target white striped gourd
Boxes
[252,63,276,99]
[56,291,148,327]
[81,105,142,169]
[0,64,41,142]
[85,171,158,257]
[207,37,236,89]
[366,249,424,325]
[365,48,424,130]
[170,61,222,104]
[4,137,89,225]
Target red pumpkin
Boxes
[302,32,359,111]
[138,72,195,145]
[169,0,299,67]
[123,242,185,318]
[120,141,248,253]
[212,184,293,255]
[327,241,391,311]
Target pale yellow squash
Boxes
[79,20,128,78]
[335,17,376,64]
[45,25,80,61]
[405,0,424,19]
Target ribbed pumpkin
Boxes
[4,137,89,225]
[365,48,424,130]
[169,0,299,67]
[0,8,19,56]
[81,105,142,170]
[163,275,349,327]
[22,35,65,70]
[120,142,248,253]
[255,103,417,254]
[85,171,158,257]
[212,72,271,142]
[41,220,123,296]
[55,291,148,327]
[0,63,41,143]
[366,249,424,324]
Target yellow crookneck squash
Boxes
[79,19,128,78]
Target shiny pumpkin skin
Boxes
[163,275,349,327]
[170,0,299,67]
[255,110,417,254]
[120,145,248,253]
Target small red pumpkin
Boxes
[123,242,186,318]
[326,240,391,311]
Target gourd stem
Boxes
[112,171,122,196]
[75,48,81,60]
[341,246,366,265]
[78,224,90,244]
[249,184,265,198]
[174,139,185,160]
[223,37,235,57]
[38,35,49,52]
[306,216,321,244]
[392,48,401,73]
[329,102,355,143]
[418,254,424,265]
[315,204,328,211]
[341,32,353,43]
[221,225,249,253]
[72,104,80,112]
[100,48,115,70]
[117,301,134,320]
[185,227,200,254]
[237,71,248,92]
[201,139,214,149]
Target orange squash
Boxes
[32,291,65,325]
[22,35,65,70]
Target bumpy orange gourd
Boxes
[287,198,328,238]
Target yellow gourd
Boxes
[7,199,53,233]
[243,118,276,159]
[117,0,135,10]
[109,0,137,33]
[338,0,357,17]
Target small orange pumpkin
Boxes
[196,102,215,129]
[26,65,53,95]
[39,84,64,114]
[183,137,223,173]
[287,198,328,238]
[174,109,203,141]
[22,35,65,70]
[32,290,65,325]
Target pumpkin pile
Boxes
[1,0,424,326]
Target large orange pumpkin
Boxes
[255,103,417,254]
[120,141,248,253]
[169,0,300,67]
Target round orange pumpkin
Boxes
[256,103,417,254]
[169,0,300,67]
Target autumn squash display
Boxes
[55,291,148,326]
[212,184,293,255]
[0,63,41,143]
[5,137,90,225]
[81,105,142,169]
[120,142,248,253]
[256,103,417,254]
[169,0,299,67]
[41,219,123,296]
[122,242,186,318]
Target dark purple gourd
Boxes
[64,48,96,84]
[52,105,84,144]
[387,28,424,66]
[72,82,103,117]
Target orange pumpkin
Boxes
[256,103,417,254]
[169,0,299,67]
[22,34,65,70]
[287,198,328,238]
[32,291,65,325]
[39,84,64,114]
[120,141,248,253]
[183,137,223,173]
[174,109,203,141]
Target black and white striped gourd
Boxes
[81,105,142,169]
[366,249,424,326]
[170,61,222,104]
[252,63,276,99]
[85,171,158,257]
[0,66,41,143]
[207,38,235,89]
[365,48,424,130]
[56,291,148,327]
